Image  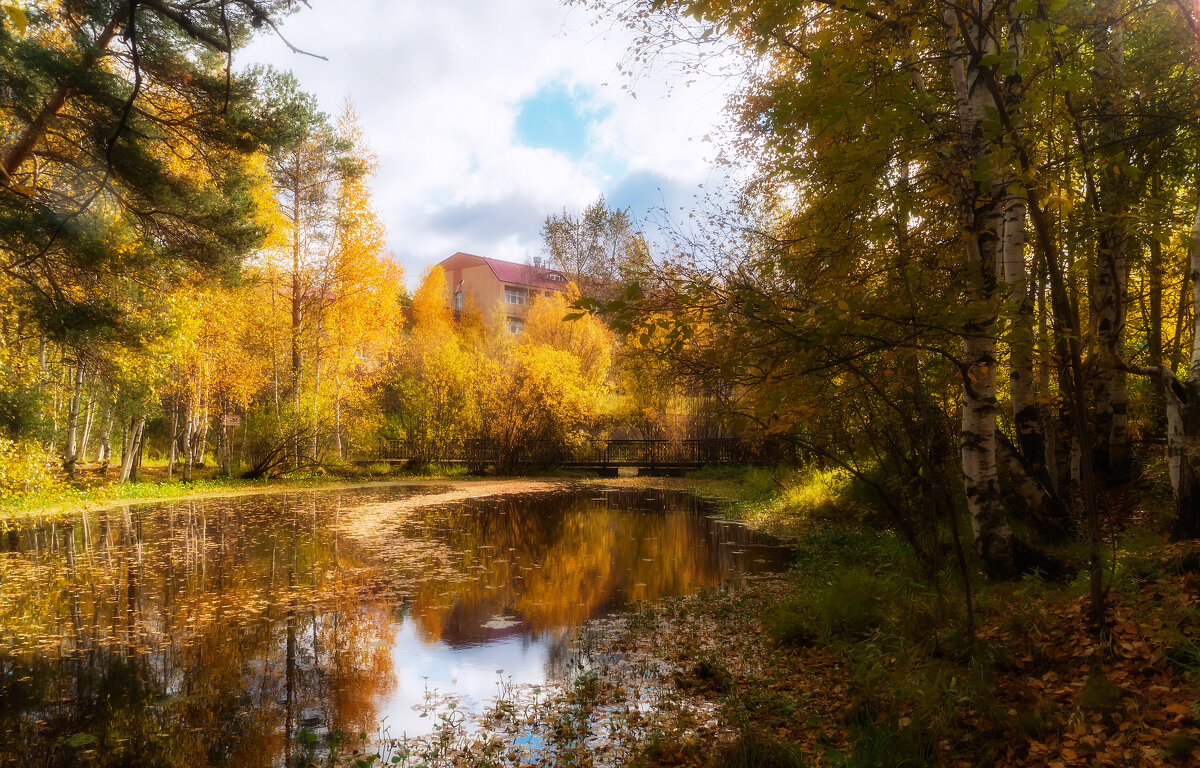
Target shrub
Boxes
[843,719,938,768]
[1014,709,1048,739]
[0,438,62,499]
[675,656,733,693]
[1080,674,1121,714]
[768,569,893,647]
[708,727,806,768]
[1165,730,1197,761]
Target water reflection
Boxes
[0,486,790,766]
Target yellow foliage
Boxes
[522,284,613,385]
[0,438,61,498]
[477,344,605,469]
[412,266,453,334]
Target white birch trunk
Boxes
[944,1,1015,574]
[119,416,145,483]
[1172,183,1200,538]
[79,395,95,466]
[96,407,113,465]
[183,398,195,482]
[64,361,84,468]
[1189,201,1200,383]
[335,388,343,460]
[168,396,179,480]
[1004,193,1040,464]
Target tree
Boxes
[0,1,297,345]
[578,0,1200,622]
[263,74,353,465]
[541,197,649,288]
[312,105,403,459]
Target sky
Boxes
[241,0,734,285]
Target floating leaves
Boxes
[0,483,791,765]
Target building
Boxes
[437,252,569,334]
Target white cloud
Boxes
[242,0,734,284]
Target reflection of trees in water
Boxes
[400,489,791,648]
[0,493,396,767]
[0,487,791,765]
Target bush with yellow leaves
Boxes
[0,438,63,500]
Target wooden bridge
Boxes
[375,438,748,474]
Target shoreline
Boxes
[0,473,744,524]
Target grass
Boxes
[0,459,473,522]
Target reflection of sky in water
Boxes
[379,619,556,737]
[0,486,792,765]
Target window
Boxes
[504,286,527,305]
[453,291,463,309]
[547,273,566,283]
[507,319,525,335]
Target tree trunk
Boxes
[1021,158,1107,629]
[1160,0,1200,539]
[222,423,232,476]
[310,310,322,463]
[119,416,145,483]
[996,434,1072,541]
[240,420,249,474]
[335,388,343,460]
[119,419,131,474]
[944,1,1015,577]
[196,383,211,467]
[291,149,304,471]
[97,407,113,465]
[79,395,95,465]
[1171,182,1200,538]
[183,398,195,482]
[1001,13,1041,468]
[0,17,122,183]
[221,401,232,477]
[37,334,47,387]
[130,424,144,483]
[1036,261,1062,493]
[63,361,85,475]
[1092,17,1131,475]
[1148,201,1167,439]
[1004,190,1043,469]
[168,396,179,480]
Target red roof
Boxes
[441,252,568,291]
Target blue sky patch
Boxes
[515,83,607,158]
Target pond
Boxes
[0,484,793,767]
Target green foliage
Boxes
[1165,730,1197,761]
[767,569,890,646]
[789,527,914,580]
[710,726,807,768]
[0,373,48,439]
[839,718,939,768]
[0,2,297,346]
[1079,674,1122,714]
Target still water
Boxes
[0,485,792,767]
